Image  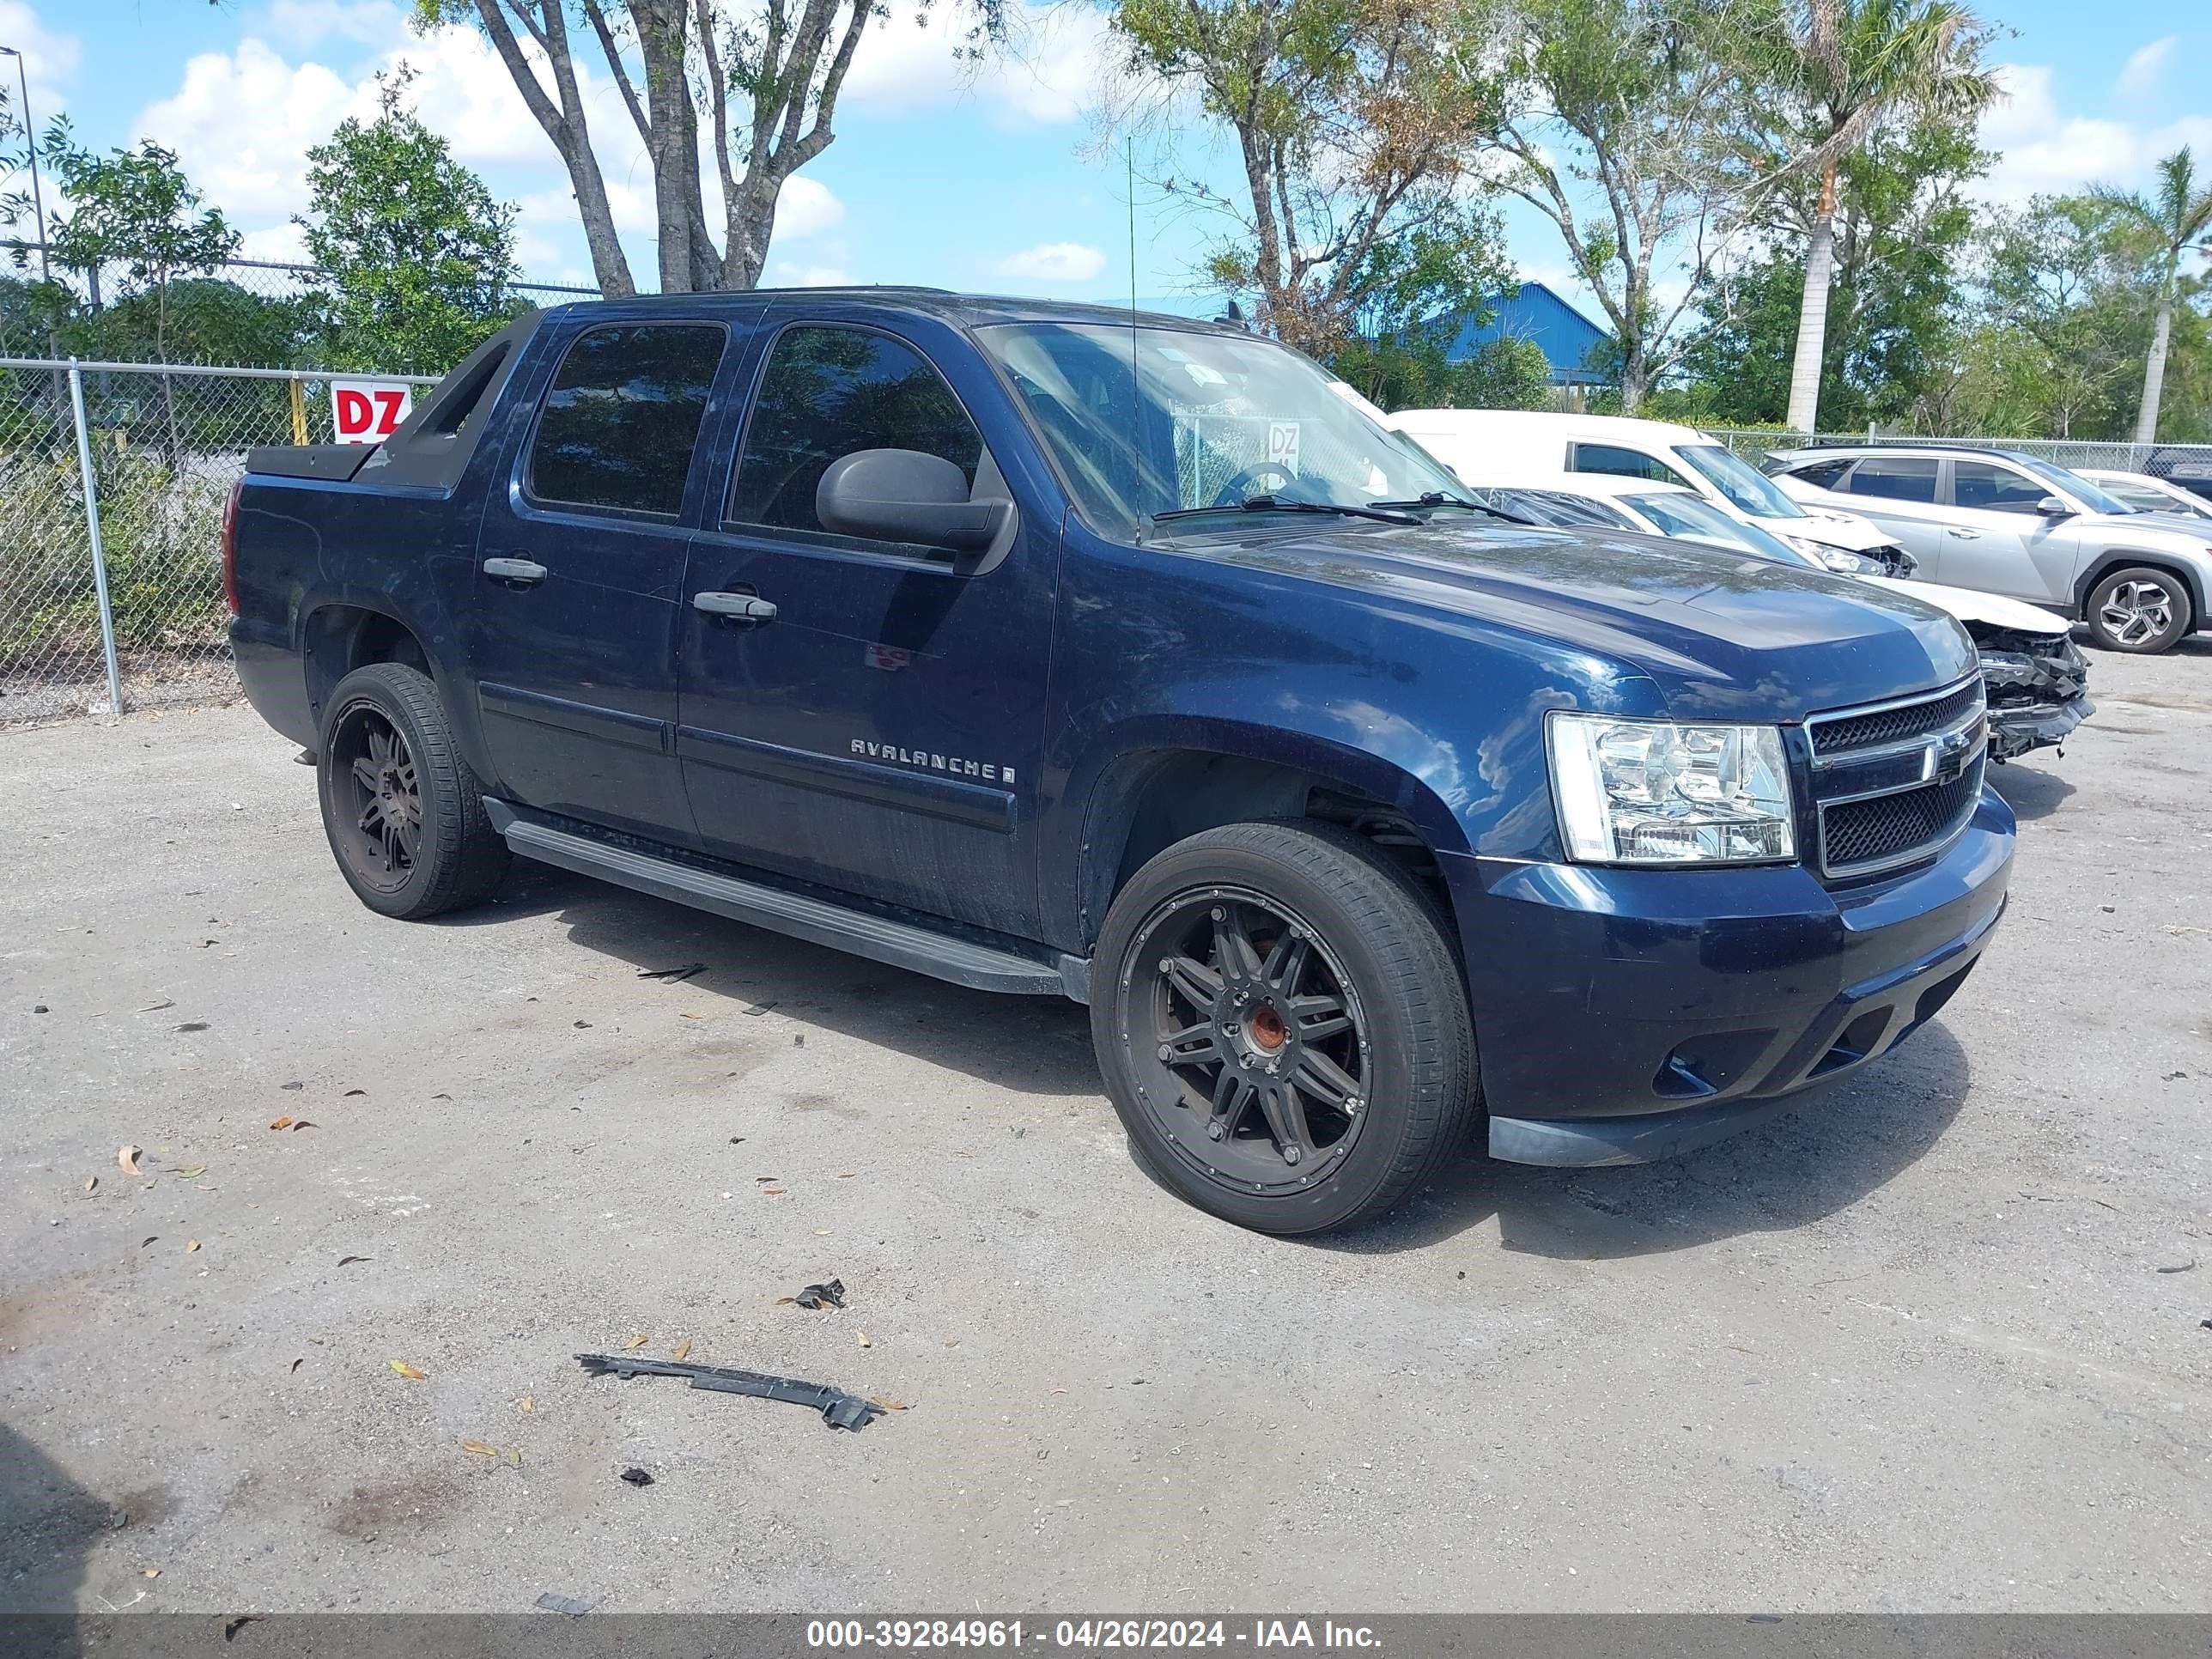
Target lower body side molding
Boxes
[484,800,1085,1001]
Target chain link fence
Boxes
[1698,427,2212,486]
[0,357,436,728]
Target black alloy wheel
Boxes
[1125,886,1371,1193]
[328,704,422,895]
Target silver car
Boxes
[1765,444,2212,653]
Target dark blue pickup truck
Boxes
[225,289,2014,1232]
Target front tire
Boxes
[317,662,509,920]
[2084,567,2192,653]
[1091,822,1477,1234]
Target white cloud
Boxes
[846,1,1121,126]
[765,261,855,288]
[1972,62,2212,204]
[261,0,407,52]
[773,174,844,241]
[994,240,1106,282]
[2117,36,2176,98]
[136,40,363,223]
[0,0,80,129]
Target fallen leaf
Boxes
[176,1165,206,1179]
[855,1330,872,1348]
[837,1171,854,1179]
[389,1359,427,1381]
[506,1447,523,1468]
[1050,1387,1068,1395]
[140,999,174,1012]
[280,1081,303,1092]
[622,1333,648,1350]
[459,1439,499,1457]
[140,1236,157,1249]
[118,1145,143,1174]
[270,1116,293,1131]
[344,1089,367,1097]
[944,1339,959,1348]
[185,1237,200,1252]
[290,1120,315,1131]
[142,1568,161,1580]
[619,1467,653,1486]
[175,1022,209,1033]
[680,1012,703,1020]
[762,1187,785,1197]
[868,1396,909,1412]
[290,1358,303,1373]
[672,1340,692,1362]
[812,1229,830,1237]
[519,1395,534,1414]
[336,1255,370,1267]
[83,1176,97,1194]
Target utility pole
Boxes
[0,46,50,284]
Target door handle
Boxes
[1948,529,1979,540]
[693,591,778,623]
[483,556,548,585]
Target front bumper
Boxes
[1989,693,2092,761]
[1441,786,2014,1167]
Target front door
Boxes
[1942,458,2079,605]
[471,319,732,842]
[677,318,1056,940]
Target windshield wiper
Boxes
[1152,495,1423,527]
[1368,491,1533,526]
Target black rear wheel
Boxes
[317,663,508,920]
[1092,821,1477,1234]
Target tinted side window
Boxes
[1952,459,2049,513]
[729,325,986,540]
[1842,456,1938,503]
[1789,458,1853,489]
[1571,441,1688,485]
[526,324,726,517]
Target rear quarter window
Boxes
[526,323,728,518]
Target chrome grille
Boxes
[1806,676,1989,878]
[1808,680,1982,757]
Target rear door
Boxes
[471,318,732,842]
[1828,454,1948,572]
[1943,458,2078,604]
[674,312,1058,940]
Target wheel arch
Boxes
[1059,719,1473,955]
[2072,552,2206,631]
[300,604,439,738]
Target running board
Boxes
[486,803,1083,1000]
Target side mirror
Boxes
[2034,495,2073,519]
[817,448,1012,555]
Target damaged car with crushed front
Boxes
[224,292,2015,1232]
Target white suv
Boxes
[1766,444,2212,653]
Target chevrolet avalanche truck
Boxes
[225,291,2015,1233]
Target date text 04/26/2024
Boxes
[805,1622,1382,1651]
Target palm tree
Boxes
[2095,149,2212,445]
[1760,0,1996,432]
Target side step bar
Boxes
[486,802,1085,1001]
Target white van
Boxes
[1385,409,1911,573]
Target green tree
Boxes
[2092,147,2212,443]
[35,125,240,368]
[1674,112,1984,428]
[297,71,521,373]
[1486,0,1765,412]
[1744,0,1995,432]
[1972,194,2153,438]
[1109,0,1504,356]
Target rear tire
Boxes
[2084,566,2193,653]
[1091,821,1476,1235]
[317,663,509,920]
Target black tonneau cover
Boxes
[243,443,375,483]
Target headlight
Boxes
[1814,546,1885,574]
[1547,713,1796,865]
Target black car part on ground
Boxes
[576,1352,883,1431]
[1968,623,2094,761]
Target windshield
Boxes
[1673,443,1810,520]
[1626,492,1810,566]
[975,322,1466,536]
[2014,455,2132,517]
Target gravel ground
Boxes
[2,641,2209,1615]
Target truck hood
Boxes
[1775,508,1894,553]
[1197,520,1977,723]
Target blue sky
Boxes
[4,0,2207,321]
